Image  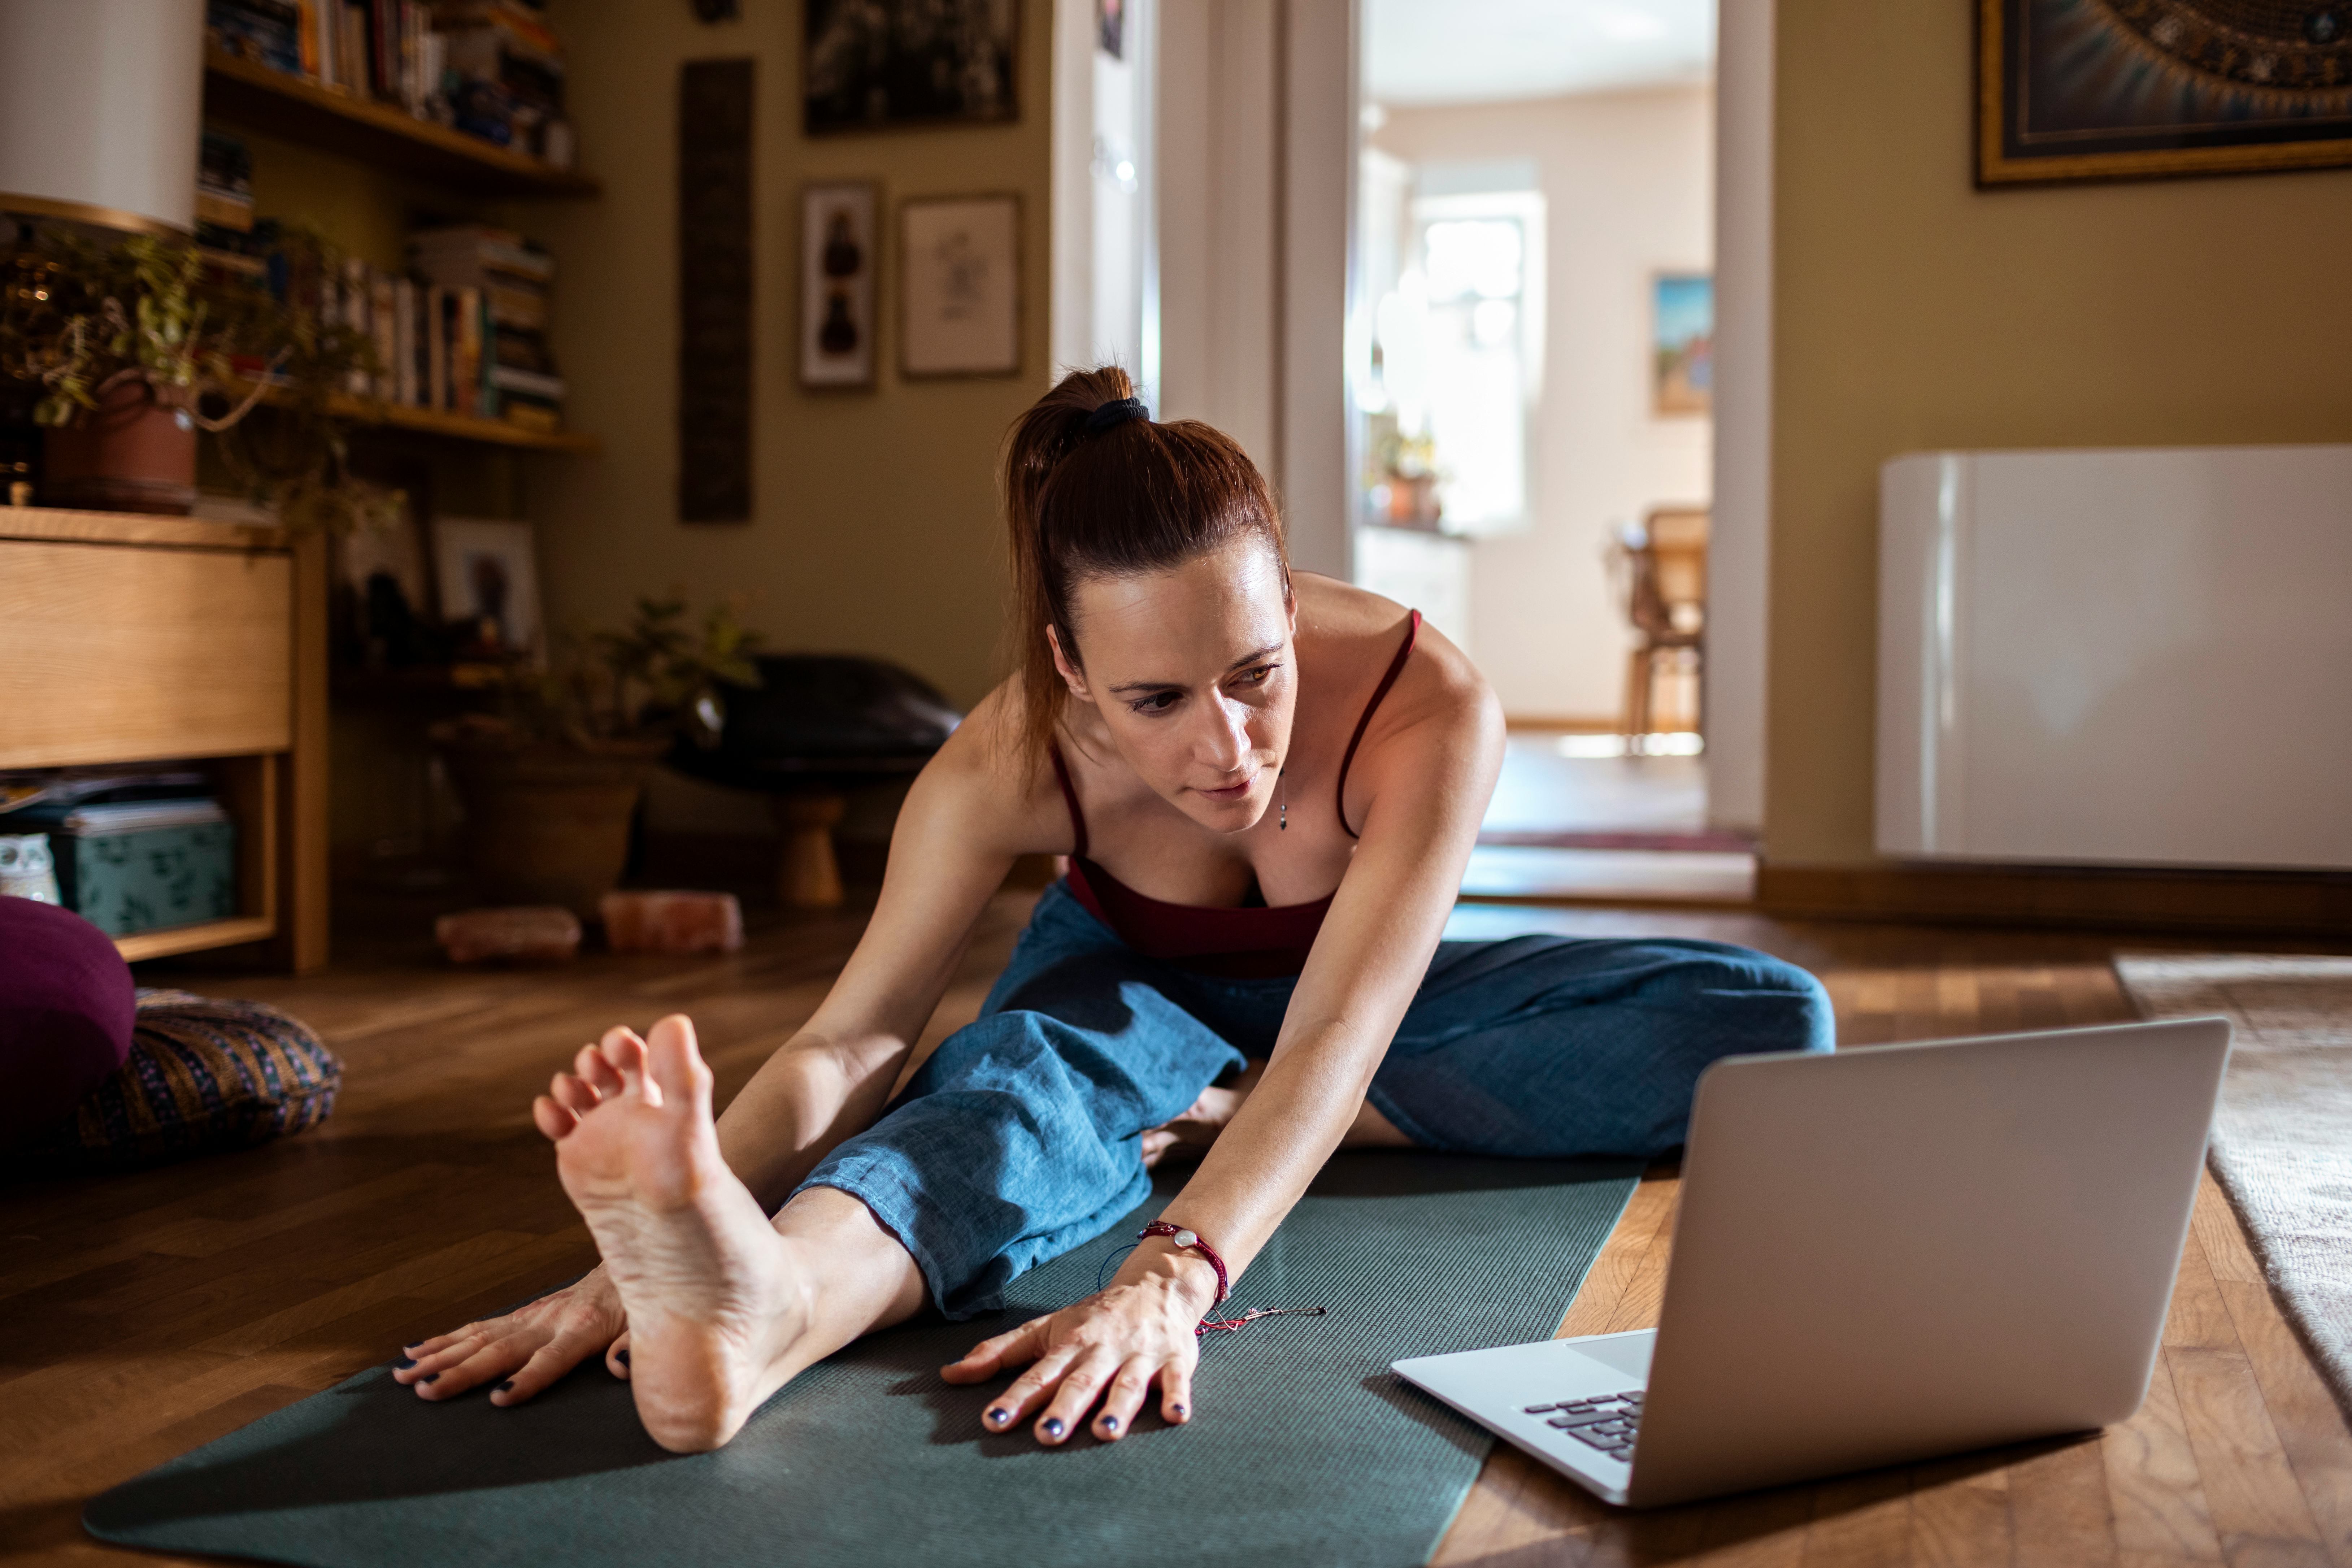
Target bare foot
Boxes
[1141,1060,1413,1168]
[1142,1062,1266,1168]
[539,1016,809,1452]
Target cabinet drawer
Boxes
[0,539,293,767]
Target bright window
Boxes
[1362,189,1544,536]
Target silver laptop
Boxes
[1392,1017,2231,1508]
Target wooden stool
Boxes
[772,792,846,909]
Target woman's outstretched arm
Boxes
[395,692,1049,1404]
[708,720,1035,1208]
[945,634,1504,1442]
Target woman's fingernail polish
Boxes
[1043,1417,1065,1438]
[395,1356,415,1369]
[616,1348,630,1367]
[986,1408,1009,1425]
[1100,1415,1120,1433]
[497,1381,515,1393]
[420,1373,439,1384]
[1172,1403,1188,1419]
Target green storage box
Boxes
[53,822,238,937]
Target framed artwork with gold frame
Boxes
[1978,0,2352,187]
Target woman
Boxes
[394,369,1831,1454]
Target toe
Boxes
[608,1333,632,1379]
[577,1044,624,1096]
[533,1094,579,1141]
[599,1027,649,1093]
[645,1016,710,1110]
[552,1069,603,1115]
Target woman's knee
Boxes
[1657,948,1835,1060]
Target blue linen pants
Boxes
[799,881,1833,1318]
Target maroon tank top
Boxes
[1048,609,1421,978]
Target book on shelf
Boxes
[196,130,256,233]
[208,0,303,75]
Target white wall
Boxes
[1155,0,1280,470]
[1709,0,1771,833]
[1369,85,1714,722]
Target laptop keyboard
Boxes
[1521,1389,1642,1461]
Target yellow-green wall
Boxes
[525,0,1055,714]
[1768,1,2352,866]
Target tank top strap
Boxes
[1334,608,1422,839]
[1047,742,1091,859]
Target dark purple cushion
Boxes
[0,895,135,1144]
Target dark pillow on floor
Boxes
[19,989,343,1172]
[0,895,136,1146]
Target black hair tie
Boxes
[1083,396,1151,436]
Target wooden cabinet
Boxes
[0,507,329,971]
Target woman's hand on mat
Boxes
[940,1258,1216,1443]
[394,1264,630,1407]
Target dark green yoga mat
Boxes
[87,1154,1637,1568]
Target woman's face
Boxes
[1051,537,1296,834]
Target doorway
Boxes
[1347,0,1752,904]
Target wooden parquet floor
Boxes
[3,894,2348,1567]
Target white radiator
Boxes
[1877,446,2352,872]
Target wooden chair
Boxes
[1617,507,1708,740]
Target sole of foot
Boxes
[540,1016,810,1452]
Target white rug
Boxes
[2114,954,2352,1416]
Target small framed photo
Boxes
[432,517,542,657]
[1651,273,1713,418]
[899,194,1022,380]
[800,181,879,389]
[337,493,429,614]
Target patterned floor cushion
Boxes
[20,990,343,1172]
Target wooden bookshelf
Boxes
[343,396,600,454]
[243,382,601,454]
[202,47,601,199]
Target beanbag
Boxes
[20,989,342,1171]
[0,895,135,1145]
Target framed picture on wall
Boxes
[800,181,879,389]
[432,517,542,659]
[899,194,1022,379]
[1652,273,1713,418]
[1978,0,2352,186]
[804,0,1019,135]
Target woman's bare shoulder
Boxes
[1293,572,1490,724]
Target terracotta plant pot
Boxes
[42,378,198,514]
[436,738,665,915]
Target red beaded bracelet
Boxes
[1138,1221,1228,1305]
[1118,1222,1327,1336]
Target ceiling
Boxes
[1362,0,1717,107]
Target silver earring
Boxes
[1278,768,1287,831]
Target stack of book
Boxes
[1,770,238,938]
[408,225,564,432]
[203,0,574,169]
[183,152,565,430]
[436,1,571,164]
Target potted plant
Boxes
[0,225,379,523]
[434,594,762,913]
